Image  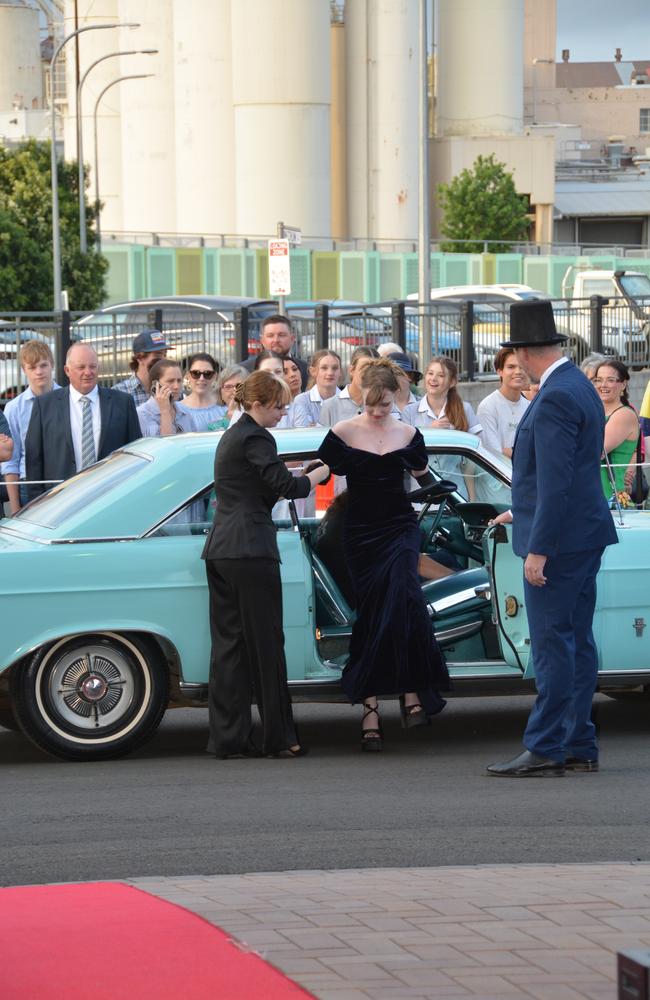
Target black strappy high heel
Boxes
[399,695,430,729]
[361,702,383,752]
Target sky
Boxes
[556,0,650,61]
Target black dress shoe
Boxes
[487,749,565,777]
[565,757,599,772]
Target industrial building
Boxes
[0,0,649,255]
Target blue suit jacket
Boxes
[25,386,140,500]
[511,360,618,558]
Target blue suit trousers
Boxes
[523,548,604,762]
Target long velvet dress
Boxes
[317,428,449,712]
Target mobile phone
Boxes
[150,380,160,395]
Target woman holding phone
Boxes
[136,359,198,436]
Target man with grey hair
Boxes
[25,344,140,501]
[487,301,617,778]
[580,352,607,382]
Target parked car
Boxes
[73,296,279,383]
[559,268,650,368]
[289,301,461,368]
[0,428,647,761]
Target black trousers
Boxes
[205,557,298,756]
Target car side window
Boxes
[148,485,215,537]
[272,459,317,528]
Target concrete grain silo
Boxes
[437,0,524,136]
[230,0,331,237]
[0,0,42,112]
[172,0,235,235]
[345,0,419,242]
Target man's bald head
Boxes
[65,343,99,395]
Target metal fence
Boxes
[1,294,649,405]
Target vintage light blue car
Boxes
[0,428,648,761]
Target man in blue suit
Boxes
[487,300,618,777]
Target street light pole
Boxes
[49,21,139,310]
[417,0,432,372]
[77,47,157,253]
[93,74,154,251]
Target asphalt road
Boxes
[1,694,649,887]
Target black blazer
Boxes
[202,413,311,562]
[25,386,141,500]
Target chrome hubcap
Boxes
[46,645,137,730]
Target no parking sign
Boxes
[268,239,291,297]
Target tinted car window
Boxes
[17,452,149,531]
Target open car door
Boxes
[483,523,531,675]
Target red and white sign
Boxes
[268,239,291,296]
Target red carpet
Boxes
[2,882,313,999]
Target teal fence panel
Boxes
[102,244,146,304]
[203,249,219,295]
[441,254,473,287]
[430,253,443,288]
[494,254,523,285]
[339,251,380,301]
[288,249,312,300]
[522,257,552,294]
[146,248,176,297]
[379,255,402,299]
[214,249,257,296]
[616,257,650,279]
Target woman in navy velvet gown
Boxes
[317,359,449,750]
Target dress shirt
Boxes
[69,385,101,472]
[137,397,199,437]
[292,385,341,427]
[1,383,61,478]
[402,396,482,434]
[538,355,569,388]
[112,373,149,407]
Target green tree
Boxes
[0,139,107,311]
[437,154,530,253]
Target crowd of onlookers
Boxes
[1,311,649,516]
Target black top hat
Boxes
[501,300,567,348]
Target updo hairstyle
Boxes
[359,357,402,406]
[233,370,290,411]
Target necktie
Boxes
[80,396,96,469]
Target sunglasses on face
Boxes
[188,369,216,380]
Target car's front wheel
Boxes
[11,633,168,761]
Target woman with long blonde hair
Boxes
[403,356,482,499]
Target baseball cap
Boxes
[387,352,422,380]
[132,329,170,353]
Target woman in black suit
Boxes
[202,370,330,759]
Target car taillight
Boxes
[341,335,382,346]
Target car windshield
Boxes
[426,446,511,505]
[619,274,650,299]
[16,452,149,531]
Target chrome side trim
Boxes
[429,587,480,613]
[49,535,139,545]
[434,620,483,643]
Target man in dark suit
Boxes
[25,344,141,501]
[487,301,618,778]
[239,315,309,390]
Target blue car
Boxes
[0,429,647,760]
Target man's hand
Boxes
[488,510,513,526]
[525,552,547,587]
